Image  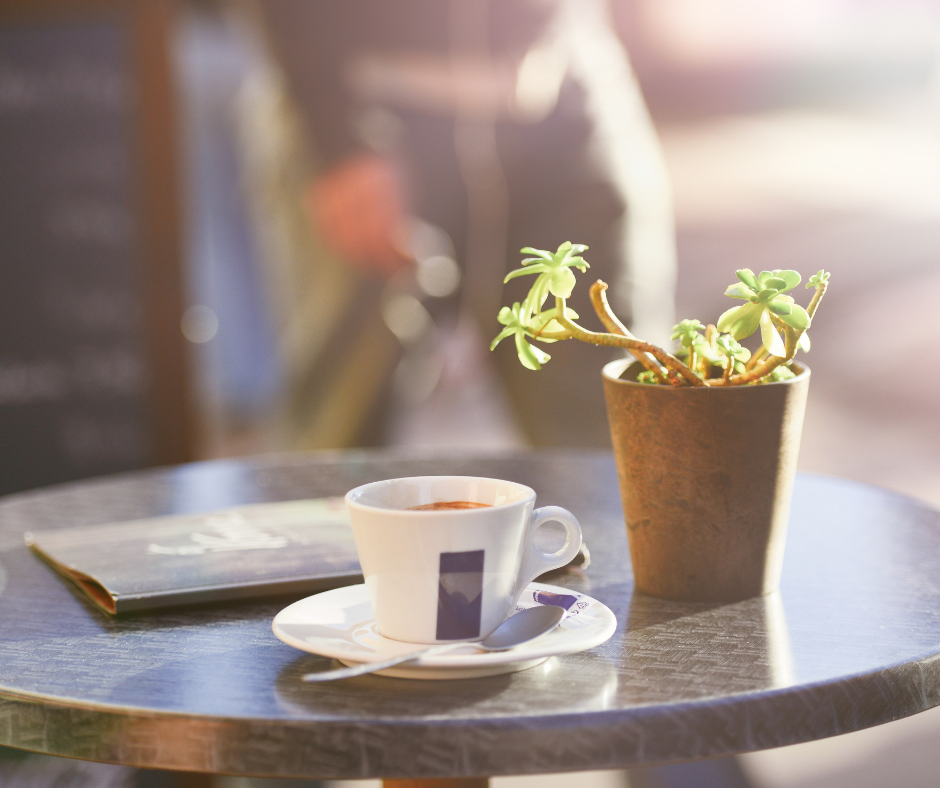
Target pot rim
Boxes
[601,357,810,388]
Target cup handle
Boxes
[511,506,583,607]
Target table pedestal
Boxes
[384,779,489,787]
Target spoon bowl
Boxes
[302,604,566,682]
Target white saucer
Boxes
[272,581,617,679]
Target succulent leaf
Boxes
[717,302,762,340]
[724,283,753,300]
[489,326,514,351]
[491,301,547,369]
[760,311,786,357]
[549,267,577,298]
[769,365,796,381]
[716,305,739,334]
[671,318,705,348]
[771,270,801,292]
[520,247,553,261]
[527,275,552,313]
[514,331,550,370]
[736,269,760,291]
[779,303,810,331]
[716,333,750,362]
[504,264,548,283]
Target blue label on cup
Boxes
[436,549,484,640]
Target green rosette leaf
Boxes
[724,283,754,300]
[526,275,552,313]
[717,302,762,340]
[760,310,786,357]
[768,270,800,292]
[716,333,750,362]
[736,269,760,291]
[504,264,549,284]
[489,326,514,351]
[671,318,705,347]
[514,332,550,370]
[779,303,810,331]
[520,247,553,261]
[716,305,741,333]
[548,267,577,298]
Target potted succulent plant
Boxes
[491,242,830,602]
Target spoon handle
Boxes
[302,642,464,682]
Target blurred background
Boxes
[2,0,940,786]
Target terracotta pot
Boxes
[602,358,810,602]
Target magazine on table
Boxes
[25,498,362,614]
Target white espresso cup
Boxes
[345,475,583,644]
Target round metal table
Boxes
[1,451,939,784]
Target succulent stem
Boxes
[729,355,786,384]
[746,345,767,371]
[554,297,706,387]
[807,281,827,319]
[588,281,668,384]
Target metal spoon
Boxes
[302,604,566,682]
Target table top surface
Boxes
[1,451,940,780]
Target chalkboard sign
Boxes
[0,1,193,496]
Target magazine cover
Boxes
[25,498,361,614]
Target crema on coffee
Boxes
[407,501,492,511]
